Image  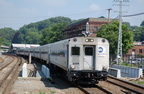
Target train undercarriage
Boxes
[48,63,108,84]
[67,70,108,84]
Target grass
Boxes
[132,81,144,85]
[19,91,55,94]
[39,91,46,94]
[50,90,56,94]
[142,61,144,65]
[120,62,138,67]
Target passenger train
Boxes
[17,37,109,84]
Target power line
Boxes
[123,12,144,17]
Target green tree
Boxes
[25,28,41,44]
[50,23,67,42]
[131,26,144,41]
[0,37,3,46]
[129,26,139,41]
[40,23,67,45]
[0,28,16,46]
[124,22,131,28]
[25,31,41,44]
[97,21,134,54]
[39,28,52,45]
[12,16,74,44]
[140,20,144,26]
[136,26,144,41]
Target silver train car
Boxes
[17,37,109,84]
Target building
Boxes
[63,18,113,38]
[12,44,40,51]
[0,46,9,53]
[127,42,144,55]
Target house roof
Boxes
[64,18,114,31]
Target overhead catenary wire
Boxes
[123,12,144,17]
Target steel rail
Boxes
[0,56,15,86]
[0,55,22,94]
[94,85,113,94]
[57,74,113,94]
[107,76,144,94]
[0,56,14,71]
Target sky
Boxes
[0,0,144,30]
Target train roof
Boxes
[17,37,109,51]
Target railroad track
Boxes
[0,55,14,71]
[72,76,144,94]
[33,61,144,94]
[0,55,23,94]
[55,74,113,94]
[107,76,144,94]
[77,84,113,94]
[33,62,114,94]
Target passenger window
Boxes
[85,47,93,55]
[72,47,80,55]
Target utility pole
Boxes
[113,0,129,64]
[107,8,112,23]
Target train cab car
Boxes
[68,37,109,84]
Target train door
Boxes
[83,46,95,70]
[67,45,69,68]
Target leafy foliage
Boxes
[131,26,144,41]
[12,16,76,44]
[40,23,67,45]
[12,26,41,44]
[140,20,144,26]
[0,28,16,46]
[97,21,134,54]
[23,16,72,31]
[0,37,2,46]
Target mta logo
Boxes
[98,47,103,53]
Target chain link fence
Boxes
[110,54,144,77]
[110,54,144,67]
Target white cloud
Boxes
[18,7,37,14]
[29,0,67,6]
[138,0,144,4]
[89,4,101,11]
[0,0,12,7]
[82,3,101,13]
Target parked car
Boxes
[127,58,141,64]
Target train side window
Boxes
[72,47,80,55]
[85,47,93,55]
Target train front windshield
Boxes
[71,47,80,55]
[85,47,93,56]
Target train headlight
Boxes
[85,39,94,42]
[85,39,88,42]
[70,65,75,69]
[102,66,107,71]
[91,39,94,42]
